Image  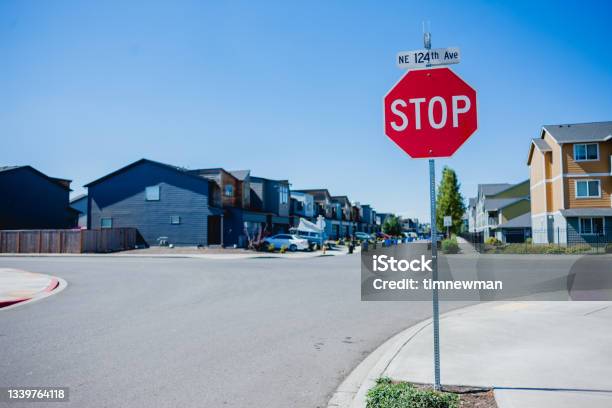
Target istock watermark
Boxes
[361,242,612,302]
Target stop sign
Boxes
[384,67,477,158]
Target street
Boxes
[0,255,468,408]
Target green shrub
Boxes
[279,245,288,254]
[441,238,459,254]
[366,378,459,408]
[484,237,501,246]
[267,243,275,252]
[525,238,532,244]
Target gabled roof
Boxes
[484,198,525,211]
[0,165,72,191]
[70,193,87,204]
[229,170,250,181]
[498,212,531,228]
[542,121,612,143]
[188,168,239,183]
[478,183,512,197]
[527,138,553,165]
[84,158,209,187]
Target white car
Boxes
[264,234,309,252]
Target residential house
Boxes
[86,159,222,247]
[70,194,88,228]
[189,168,291,246]
[0,165,78,230]
[290,191,316,225]
[361,205,375,233]
[527,121,612,244]
[471,181,531,243]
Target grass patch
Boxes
[482,243,595,254]
[366,378,459,408]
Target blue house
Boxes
[0,165,78,229]
[85,159,222,247]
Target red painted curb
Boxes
[0,297,32,308]
[0,277,60,309]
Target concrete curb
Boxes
[0,249,357,260]
[0,276,67,311]
[327,304,480,408]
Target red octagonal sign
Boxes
[384,67,477,158]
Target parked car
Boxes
[263,234,309,252]
[289,228,326,249]
[354,232,373,242]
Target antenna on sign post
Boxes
[422,24,442,392]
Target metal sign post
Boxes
[383,26,477,394]
[424,33,441,392]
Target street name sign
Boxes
[383,67,477,158]
[443,216,452,227]
[396,47,460,69]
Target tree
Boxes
[382,215,402,236]
[436,167,466,235]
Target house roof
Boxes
[478,183,512,197]
[70,193,87,204]
[84,158,209,187]
[331,195,351,205]
[293,189,332,202]
[0,165,72,191]
[560,208,612,217]
[543,121,612,143]
[484,198,524,211]
[229,170,250,181]
[532,138,552,152]
[498,212,532,229]
[527,138,553,165]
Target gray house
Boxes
[70,194,88,228]
[85,159,222,247]
[0,165,78,230]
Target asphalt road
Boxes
[0,255,468,408]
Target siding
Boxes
[0,167,75,229]
[563,141,612,174]
[88,162,213,246]
[565,176,612,208]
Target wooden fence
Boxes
[0,228,138,254]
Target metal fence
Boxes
[461,229,612,254]
[0,228,138,254]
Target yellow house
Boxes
[527,121,612,244]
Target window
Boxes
[579,217,604,235]
[170,215,181,225]
[101,218,112,228]
[574,143,599,161]
[279,185,289,204]
[575,180,600,198]
[224,184,234,197]
[145,185,160,201]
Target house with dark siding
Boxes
[85,159,222,247]
[0,165,78,229]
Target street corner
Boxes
[0,268,64,309]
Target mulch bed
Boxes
[413,383,498,408]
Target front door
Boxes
[208,215,221,245]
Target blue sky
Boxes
[2,0,611,221]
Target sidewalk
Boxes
[331,301,612,407]
[0,268,60,308]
